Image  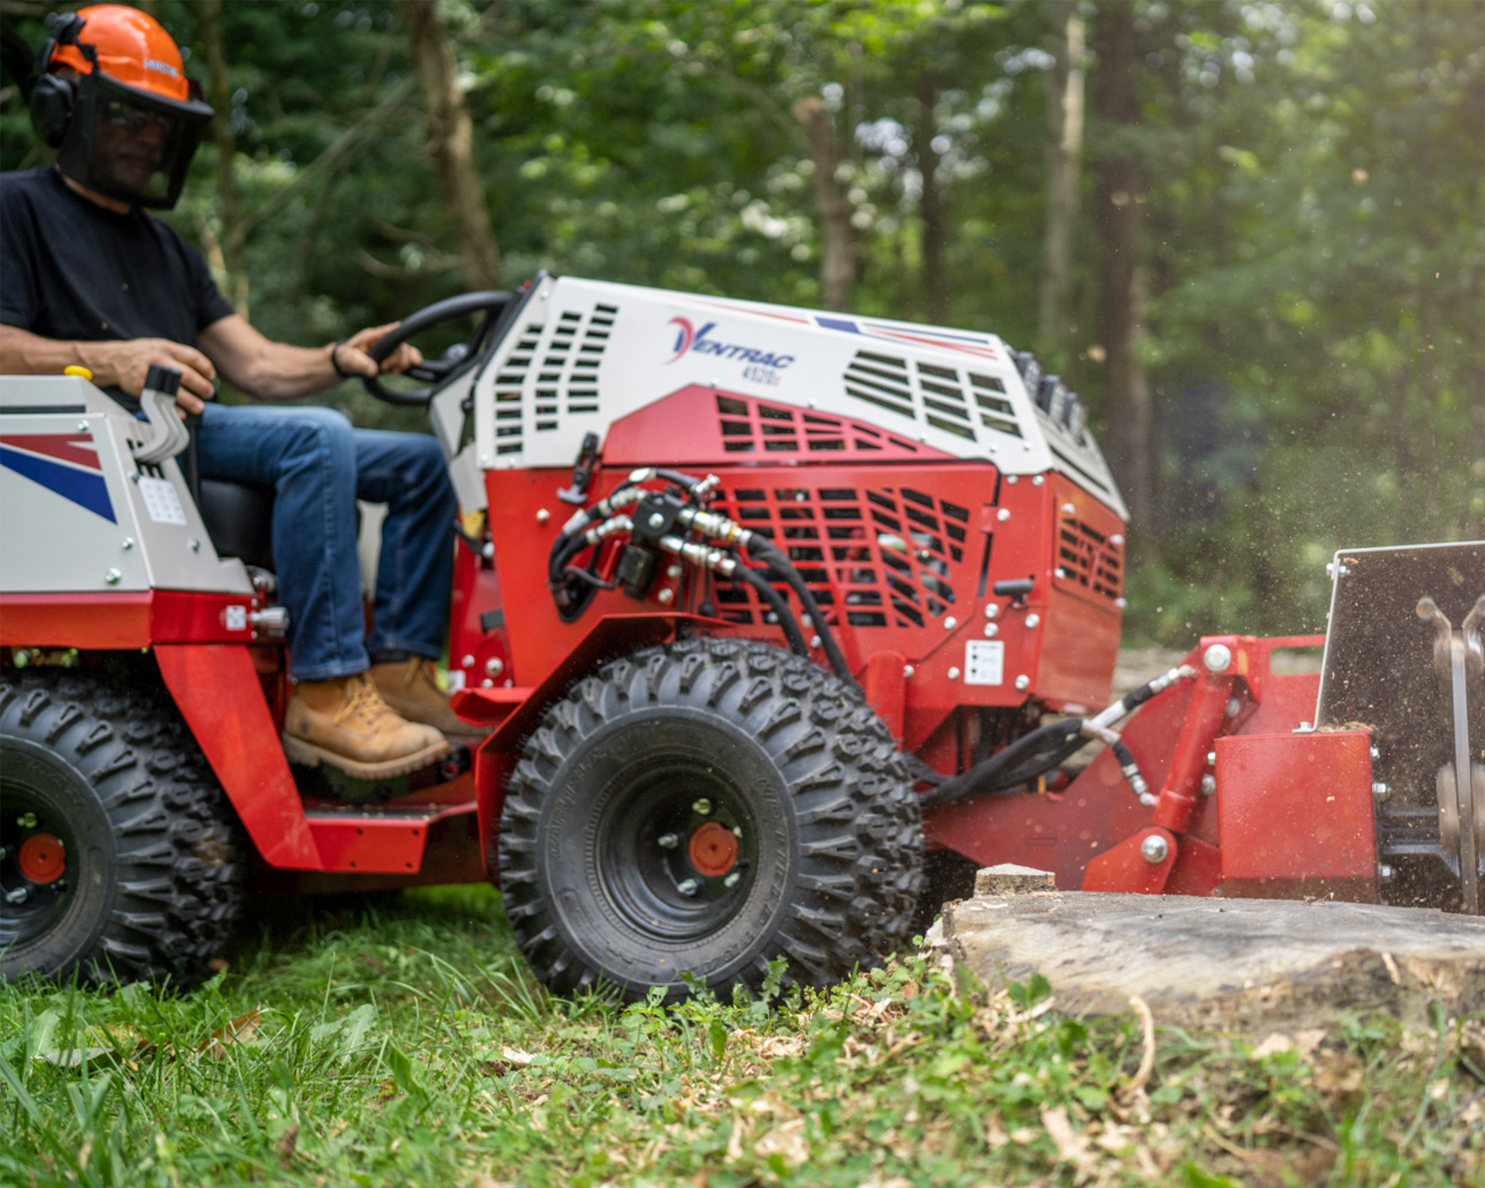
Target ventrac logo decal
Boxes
[664,318,795,367]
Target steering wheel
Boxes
[362,290,513,406]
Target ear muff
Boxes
[28,72,75,147]
[28,13,90,148]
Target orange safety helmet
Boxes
[45,5,194,104]
[30,4,213,209]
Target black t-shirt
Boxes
[0,166,235,412]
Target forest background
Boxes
[2,0,1481,645]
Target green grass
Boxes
[2,886,1481,1188]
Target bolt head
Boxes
[948,667,961,680]
[903,665,915,678]
[1014,674,1030,691]
[997,508,1011,522]
[103,568,122,585]
[691,798,712,815]
[121,537,134,550]
[461,654,476,668]
[1025,613,1041,629]
[657,588,674,604]
[485,657,504,678]
[648,512,666,529]
[943,616,957,630]
[984,623,998,638]
[1203,643,1233,673]
[1225,698,1242,718]
[1140,834,1169,864]
[1372,782,1390,798]
[1200,774,1217,797]
[985,603,999,620]
[1206,751,1217,767]
[1378,864,1394,879]
[667,564,683,579]
[1032,475,1044,486]
[676,878,699,897]
[536,508,550,524]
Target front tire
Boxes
[498,637,923,998]
[0,668,244,986]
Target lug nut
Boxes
[692,798,712,815]
[724,872,741,889]
[657,833,680,849]
[5,886,30,905]
[1140,835,1169,865]
[676,878,700,897]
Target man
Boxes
[1,4,481,778]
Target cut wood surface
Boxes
[934,887,1485,1032]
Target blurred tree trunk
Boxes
[914,69,946,325]
[1090,1,1155,542]
[401,0,500,291]
[1037,0,1084,359]
[793,95,855,311]
[196,0,247,317]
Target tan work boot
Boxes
[370,657,489,739]
[283,671,449,778]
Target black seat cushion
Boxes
[198,478,275,570]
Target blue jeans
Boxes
[194,403,456,680]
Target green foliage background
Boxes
[2,0,1481,643]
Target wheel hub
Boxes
[688,821,739,877]
[18,832,65,884]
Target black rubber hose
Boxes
[919,719,1086,807]
[730,566,812,657]
[747,537,859,691]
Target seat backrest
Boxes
[198,478,275,571]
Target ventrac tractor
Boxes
[2,274,1480,996]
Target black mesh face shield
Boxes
[55,68,213,210]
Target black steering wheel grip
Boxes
[361,290,512,406]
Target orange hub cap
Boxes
[688,821,738,877]
[18,833,66,884]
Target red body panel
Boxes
[154,644,321,869]
[0,590,269,648]
[1217,730,1377,901]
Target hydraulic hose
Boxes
[917,665,1195,808]
[918,719,1085,807]
[745,537,860,693]
[729,565,812,658]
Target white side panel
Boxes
[0,376,251,595]
[471,276,1127,519]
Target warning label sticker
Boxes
[964,640,1005,686]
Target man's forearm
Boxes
[1,325,110,381]
[222,338,341,402]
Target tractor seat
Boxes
[197,478,276,571]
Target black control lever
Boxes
[558,432,601,506]
[993,577,1035,608]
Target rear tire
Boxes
[0,669,244,986]
[499,637,923,999]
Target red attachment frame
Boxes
[921,635,1375,901]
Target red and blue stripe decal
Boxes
[0,434,116,523]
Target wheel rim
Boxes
[0,785,79,950]
[597,759,759,943]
